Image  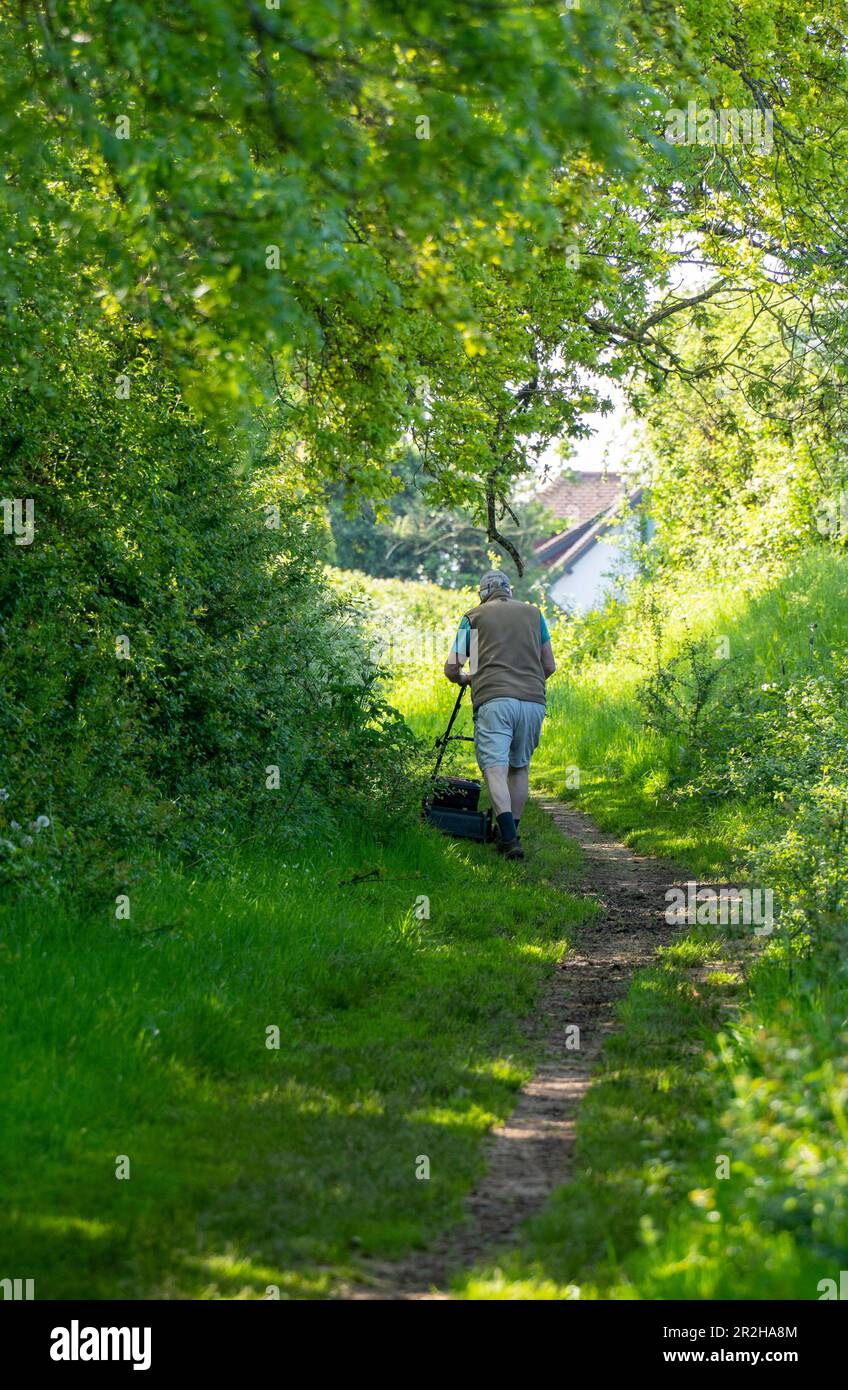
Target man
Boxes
[444,569,556,861]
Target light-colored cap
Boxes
[479,569,512,600]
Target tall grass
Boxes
[533,548,848,868]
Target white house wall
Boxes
[548,524,636,613]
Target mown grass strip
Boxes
[0,803,594,1299]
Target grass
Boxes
[8,553,847,1301]
[454,933,744,1298]
[534,669,760,876]
[456,544,848,1300]
[536,547,848,868]
[456,937,847,1301]
[0,799,595,1298]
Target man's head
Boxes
[478,569,512,602]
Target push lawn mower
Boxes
[423,684,494,842]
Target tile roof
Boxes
[537,471,625,529]
[534,471,641,569]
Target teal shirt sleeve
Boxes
[540,612,550,644]
[450,615,471,659]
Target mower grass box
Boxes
[423,687,494,843]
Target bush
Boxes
[0,317,418,902]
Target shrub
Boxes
[0,317,417,901]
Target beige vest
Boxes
[464,595,546,711]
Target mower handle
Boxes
[432,683,474,779]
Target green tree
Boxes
[327,452,558,596]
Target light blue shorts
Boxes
[473,697,546,772]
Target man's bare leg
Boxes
[507,764,530,822]
[483,764,522,853]
[483,764,511,816]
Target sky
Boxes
[532,239,708,483]
[534,381,640,484]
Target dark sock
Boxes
[497,811,517,843]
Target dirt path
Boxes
[344,798,687,1300]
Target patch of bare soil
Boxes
[343,800,690,1300]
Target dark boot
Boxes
[496,834,524,860]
